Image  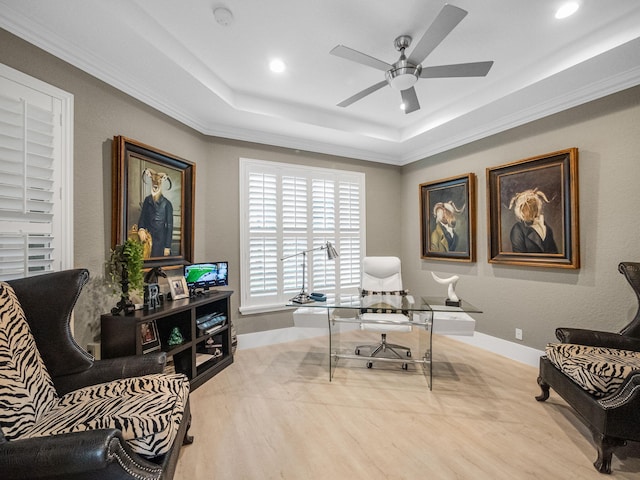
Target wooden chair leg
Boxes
[535,376,550,402]
[183,413,194,445]
[592,432,625,474]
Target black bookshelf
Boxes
[101,290,233,390]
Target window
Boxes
[0,63,73,280]
[239,158,365,313]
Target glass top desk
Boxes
[287,295,481,390]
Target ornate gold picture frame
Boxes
[420,173,476,262]
[487,148,579,268]
[112,136,195,268]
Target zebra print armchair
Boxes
[536,262,640,474]
[0,269,192,480]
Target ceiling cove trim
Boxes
[200,122,404,165]
[401,65,640,165]
[3,10,640,167]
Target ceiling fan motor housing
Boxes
[386,35,421,90]
[386,60,422,90]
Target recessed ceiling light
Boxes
[269,59,286,73]
[400,103,406,111]
[555,2,579,19]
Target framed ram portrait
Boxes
[486,148,579,269]
[420,173,476,262]
[112,136,195,268]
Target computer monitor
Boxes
[184,262,228,291]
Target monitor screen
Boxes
[184,262,228,290]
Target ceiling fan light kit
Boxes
[331,4,494,114]
[386,66,421,90]
[385,36,422,91]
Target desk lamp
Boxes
[281,241,338,303]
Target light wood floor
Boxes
[174,331,640,479]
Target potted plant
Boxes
[107,238,144,314]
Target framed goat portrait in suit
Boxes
[486,148,579,269]
[420,173,476,262]
[112,136,195,268]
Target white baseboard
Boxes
[443,332,544,367]
[237,327,544,367]
[237,326,329,350]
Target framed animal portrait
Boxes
[112,136,195,268]
[486,148,579,268]
[420,173,476,262]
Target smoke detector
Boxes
[213,7,234,26]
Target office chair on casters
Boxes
[355,256,413,370]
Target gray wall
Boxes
[2,28,640,352]
[0,29,402,347]
[400,86,640,349]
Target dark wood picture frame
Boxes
[140,320,161,353]
[486,148,579,268]
[420,173,476,262]
[112,136,195,268]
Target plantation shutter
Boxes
[282,175,307,293]
[247,171,278,297]
[337,180,362,288]
[240,158,365,313]
[0,64,73,280]
[311,179,336,291]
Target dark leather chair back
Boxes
[7,269,93,379]
[618,262,640,337]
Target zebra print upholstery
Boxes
[545,342,640,397]
[24,373,188,457]
[0,282,60,440]
[0,281,189,458]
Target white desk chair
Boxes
[355,256,413,369]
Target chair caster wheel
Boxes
[355,348,360,355]
[367,362,373,369]
[402,363,408,370]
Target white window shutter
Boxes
[247,172,278,297]
[0,64,73,281]
[240,158,365,313]
[337,181,362,289]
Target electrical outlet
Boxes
[515,328,523,341]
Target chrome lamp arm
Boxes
[281,241,338,304]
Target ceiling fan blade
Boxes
[337,80,388,107]
[421,61,494,78]
[408,4,468,65]
[401,87,420,114]
[330,45,392,71]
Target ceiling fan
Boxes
[330,4,494,114]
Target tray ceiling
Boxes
[1,0,639,165]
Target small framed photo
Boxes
[420,173,476,262]
[140,321,161,353]
[168,275,189,300]
[486,148,579,268]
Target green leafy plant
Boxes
[106,238,144,309]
